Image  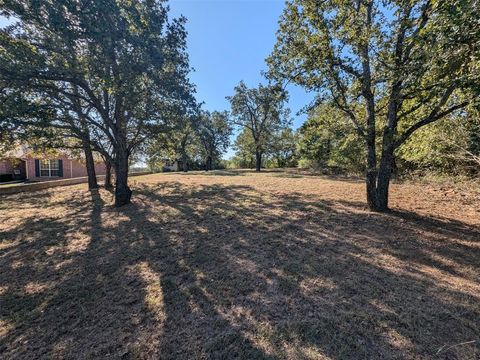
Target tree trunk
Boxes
[366,140,395,212]
[114,150,131,207]
[206,155,212,171]
[365,147,378,211]
[255,150,262,172]
[82,138,98,190]
[358,6,382,212]
[364,100,378,211]
[375,109,397,211]
[375,78,401,212]
[182,153,188,172]
[276,156,284,168]
[376,156,393,212]
[360,62,379,210]
[104,160,113,189]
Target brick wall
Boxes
[0,160,13,175]
[25,156,106,180]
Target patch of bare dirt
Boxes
[1,170,479,359]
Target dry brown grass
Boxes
[0,169,479,359]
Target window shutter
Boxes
[35,159,40,177]
[58,159,63,177]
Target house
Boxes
[0,146,106,182]
[162,159,180,172]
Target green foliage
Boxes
[0,0,195,204]
[398,107,480,174]
[228,81,291,170]
[231,124,298,169]
[267,127,297,168]
[0,88,59,157]
[268,0,480,209]
[196,110,232,169]
[144,111,199,171]
[231,128,256,168]
[297,104,365,173]
[144,109,232,171]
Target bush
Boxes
[297,158,319,170]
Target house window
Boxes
[40,160,60,177]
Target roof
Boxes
[2,143,104,163]
[3,144,70,160]
[4,144,30,158]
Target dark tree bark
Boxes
[206,155,212,171]
[82,138,98,190]
[255,149,262,172]
[365,137,378,211]
[182,153,188,172]
[375,92,400,211]
[114,150,132,207]
[104,160,113,189]
[376,155,394,211]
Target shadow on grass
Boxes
[0,182,479,359]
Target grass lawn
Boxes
[1,170,479,359]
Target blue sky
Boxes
[168,0,313,157]
[1,1,314,159]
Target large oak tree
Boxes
[0,0,194,206]
[268,0,479,211]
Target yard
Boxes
[0,170,479,359]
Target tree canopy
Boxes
[227,81,290,171]
[196,110,232,171]
[268,0,480,211]
[0,0,195,205]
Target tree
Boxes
[176,120,195,173]
[227,81,289,171]
[268,0,479,211]
[267,127,297,168]
[297,103,365,173]
[196,110,232,170]
[0,0,194,206]
[232,128,256,169]
[398,105,480,174]
[0,89,112,189]
[144,110,198,173]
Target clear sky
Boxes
[1,1,314,159]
